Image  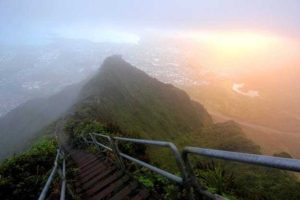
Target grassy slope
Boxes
[63,56,300,199]
[71,55,212,139]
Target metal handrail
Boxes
[85,134,187,183]
[182,147,300,199]
[82,132,300,200]
[89,132,113,151]
[38,149,66,200]
[182,147,300,172]
[89,132,125,169]
[114,136,187,184]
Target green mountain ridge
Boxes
[0,55,258,160]
[64,56,300,200]
[67,55,260,155]
[1,55,300,200]
[71,55,212,139]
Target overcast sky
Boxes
[1,0,300,44]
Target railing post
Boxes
[182,150,221,200]
[89,133,102,152]
[110,137,126,171]
[167,143,193,200]
[89,132,126,171]
[182,150,205,200]
[81,134,89,145]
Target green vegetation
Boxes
[129,122,300,200]
[64,119,106,147]
[63,56,300,199]
[0,137,57,200]
[64,118,300,200]
[194,161,235,195]
[73,55,212,140]
[4,56,296,199]
[190,159,300,200]
[190,121,260,154]
[134,167,179,199]
[1,55,299,199]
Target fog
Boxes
[1,0,300,45]
[0,0,300,159]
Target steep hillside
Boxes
[2,55,299,200]
[71,55,212,139]
[63,56,300,200]
[65,56,260,155]
[0,84,82,160]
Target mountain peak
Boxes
[100,55,133,72]
[102,54,125,64]
[75,56,212,139]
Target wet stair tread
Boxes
[68,149,151,200]
[76,158,101,169]
[79,162,109,177]
[110,182,138,200]
[72,153,94,161]
[74,155,99,164]
[132,189,150,200]
[90,175,130,200]
[79,158,104,170]
[84,170,122,195]
[80,165,112,183]
[82,167,118,190]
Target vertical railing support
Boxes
[89,133,126,170]
[110,137,126,171]
[182,150,216,200]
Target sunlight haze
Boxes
[1,1,300,199]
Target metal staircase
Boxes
[69,149,150,200]
[38,132,300,200]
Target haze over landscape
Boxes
[1,0,300,157]
[0,1,300,199]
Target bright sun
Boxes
[180,30,296,73]
[189,31,278,56]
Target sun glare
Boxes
[180,30,296,73]
[189,31,278,55]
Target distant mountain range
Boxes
[0,83,82,159]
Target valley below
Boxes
[210,110,300,159]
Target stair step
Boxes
[132,189,150,200]
[77,156,99,166]
[110,182,138,200]
[90,175,130,200]
[82,167,118,191]
[71,153,95,161]
[66,149,152,200]
[79,162,108,177]
[79,158,102,170]
[74,154,96,163]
